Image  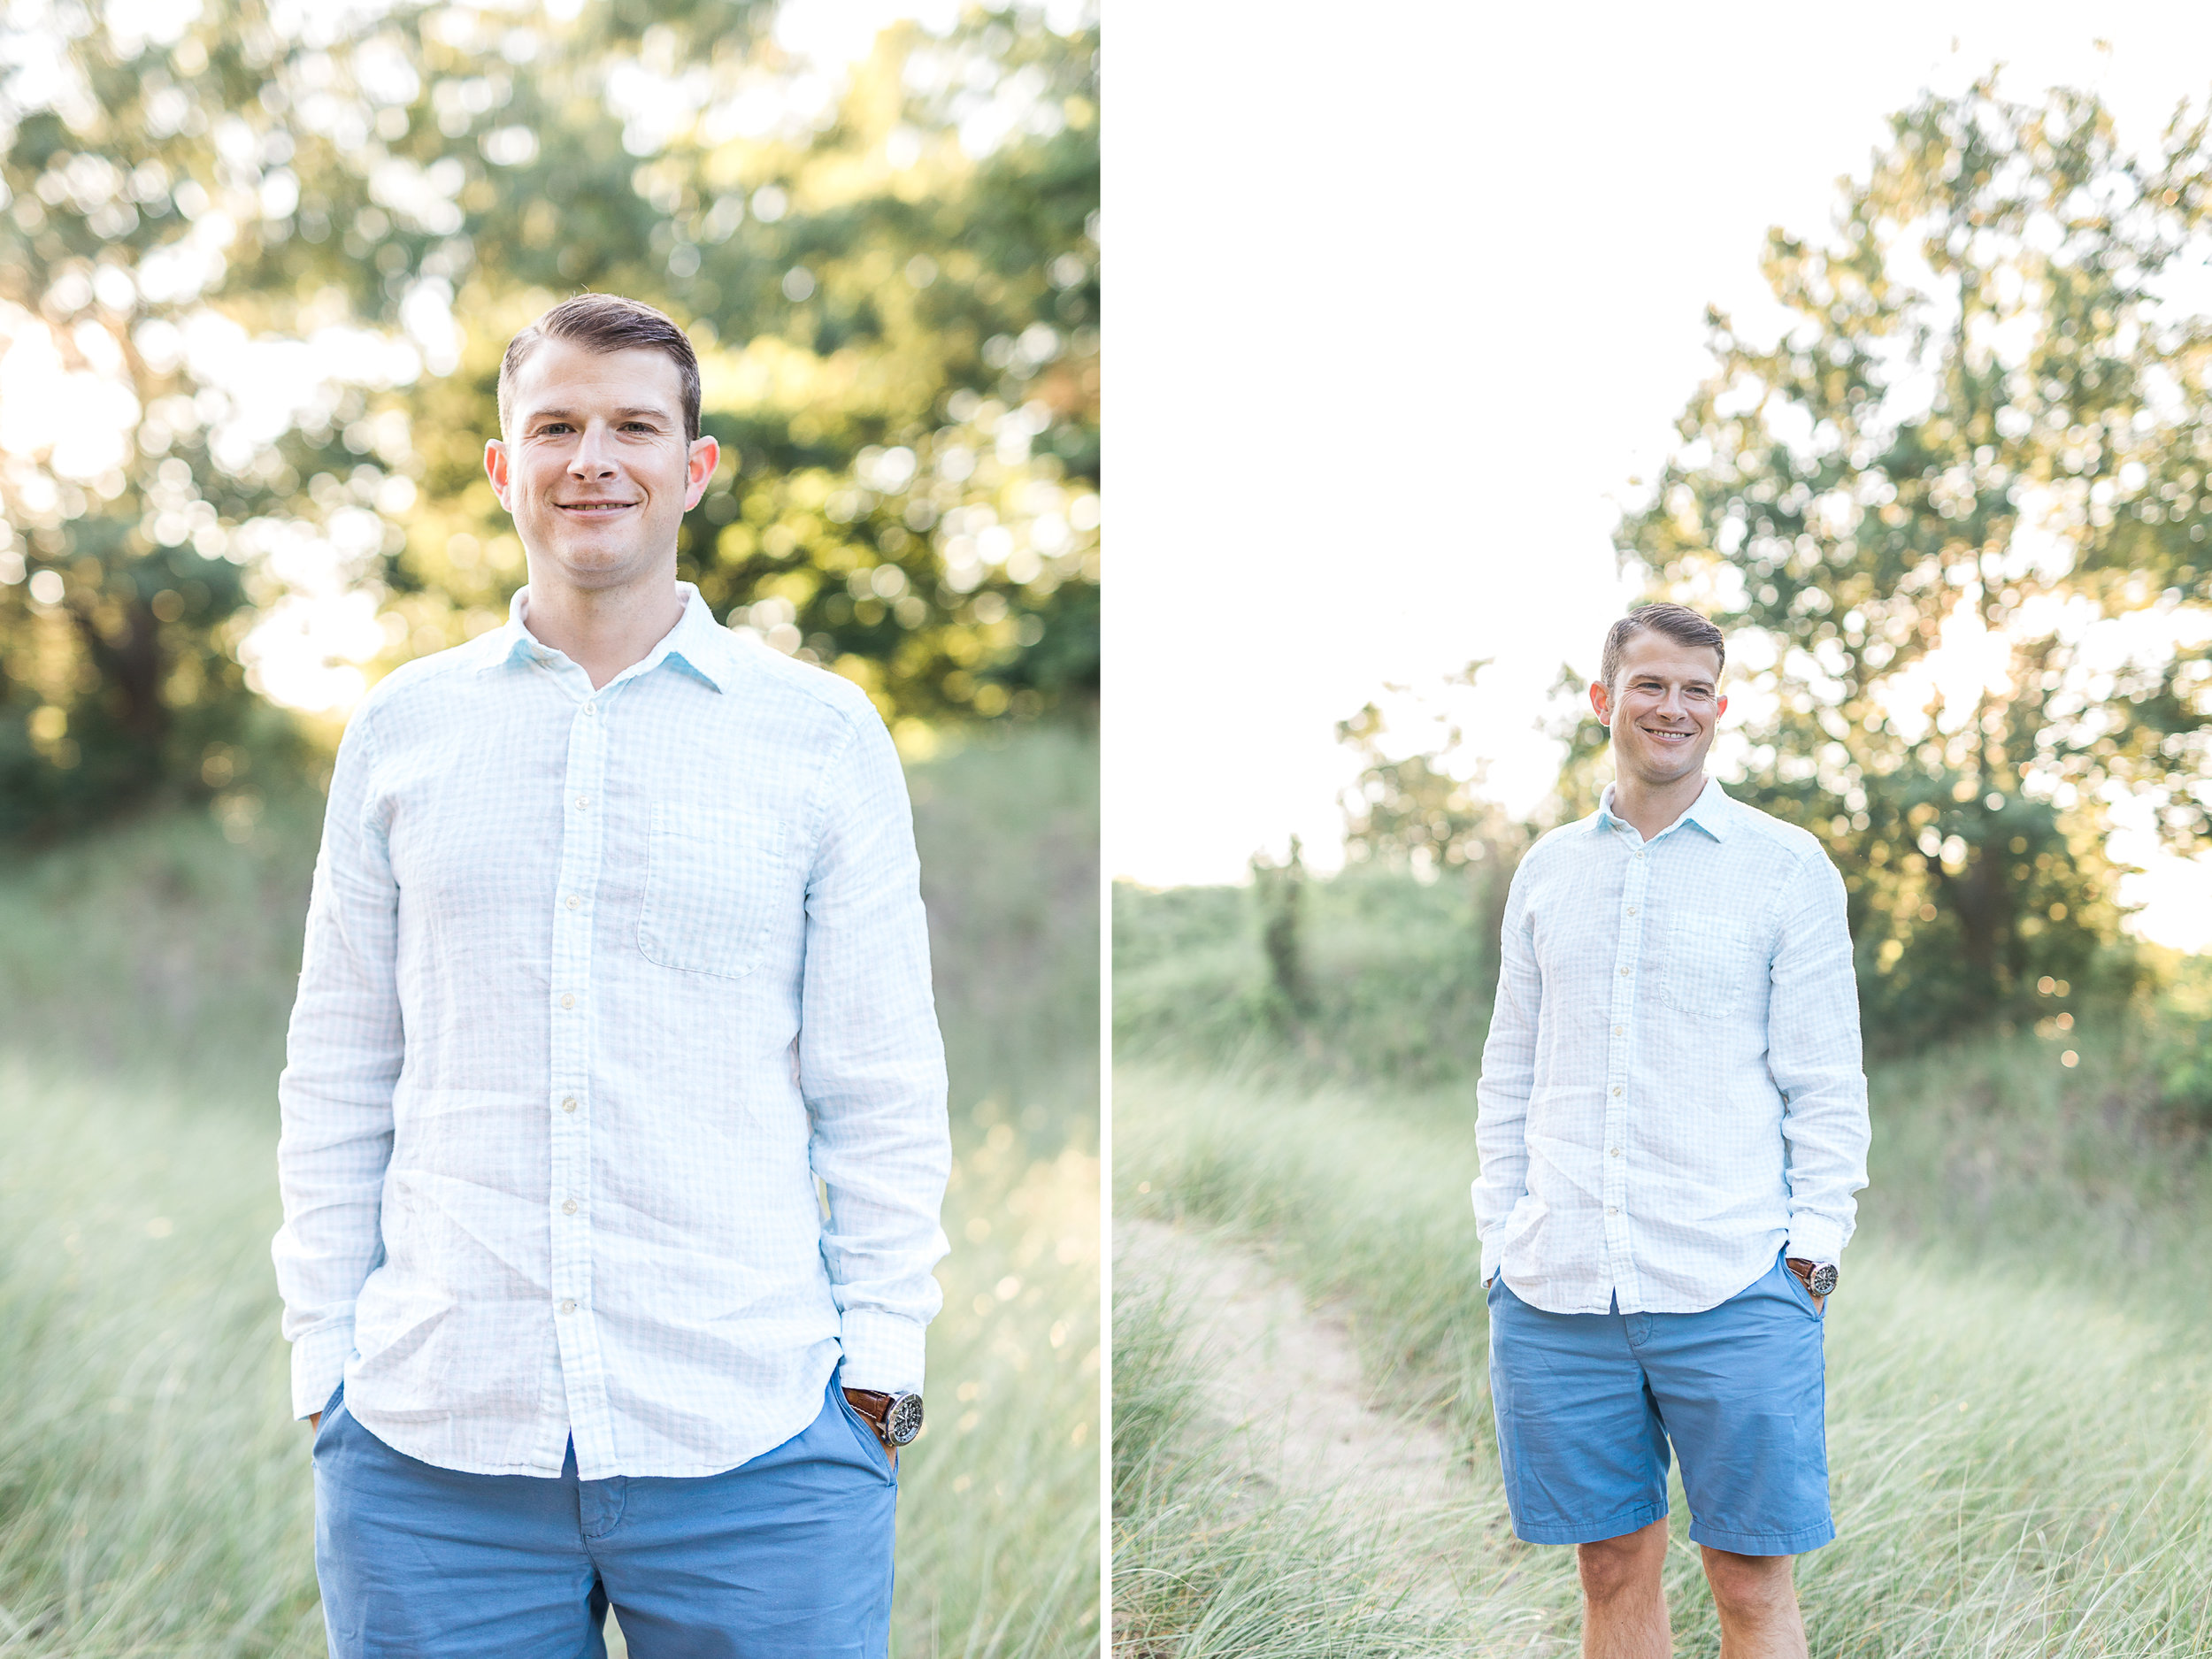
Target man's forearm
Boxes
[1778,1079,1869,1263]
[272,1089,394,1417]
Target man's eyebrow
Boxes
[522,405,676,423]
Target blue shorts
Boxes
[1486,1249,1832,1555]
[312,1369,897,1657]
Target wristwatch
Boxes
[843,1387,925,1450]
[1785,1257,1838,1298]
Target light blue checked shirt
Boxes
[1473,776,1869,1316]
[272,581,949,1479]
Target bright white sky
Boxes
[1110,2,2212,951]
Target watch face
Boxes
[1809,1263,1839,1296]
[886,1393,926,1446]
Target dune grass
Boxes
[1112,1056,2212,1656]
[1110,1276,1474,1659]
[0,726,1099,1658]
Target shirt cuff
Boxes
[1785,1217,1847,1265]
[290,1322,355,1420]
[839,1308,926,1394]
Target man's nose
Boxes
[569,423,618,475]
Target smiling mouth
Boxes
[1640,726,1695,744]
[557,501,638,515]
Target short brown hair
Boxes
[1600,602,1725,693]
[497,293,703,442]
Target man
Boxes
[1472,602,1869,1659]
[273,293,949,1656]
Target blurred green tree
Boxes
[0,0,1096,838]
[1618,77,2209,1048]
[1248,836,1310,1027]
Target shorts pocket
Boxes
[637,802,787,979]
[831,1383,898,1485]
[311,1380,347,1456]
[1778,1254,1826,1320]
[1659,914,1763,1019]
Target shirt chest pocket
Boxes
[637,802,791,980]
[1658,914,1766,1020]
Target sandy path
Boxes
[1117,1214,1470,1530]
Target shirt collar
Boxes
[1594,774,1734,842]
[473,580,738,695]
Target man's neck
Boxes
[520,565,687,691]
[1609,770,1708,843]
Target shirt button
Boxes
[1634,849,1645,859]
[559,1299,577,1314]
[1613,1025,1624,1036]
[575,796,590,810]
[560,993,576,1009]
[1606,1205,1619,1217]
[563,1198,579,1215]
[1610,1147,1623,1157]
[1618,967,1629,978]
[561,1097,579,1113]
[1626,905,1638,916]
[1611,1086,1623,1096]
[565,895,581,910]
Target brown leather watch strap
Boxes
[1785,1257,1832,1295]
[843,1388,897,1445]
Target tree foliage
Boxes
[0,0,1097,838]
[1618,78,2212,1046]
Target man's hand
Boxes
[1809,1292,1825,1315]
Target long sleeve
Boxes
[1472,859,1541,1286]
[1767,849,1870,1263]
[798,707,951,1395]
[270,705,402,1419]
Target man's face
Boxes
[1589,630,1726,789]
[484,338,717,592]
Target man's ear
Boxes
[683,435,720,510]
[485,438,511,508]
[1588,679,1612,726]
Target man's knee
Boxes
[1577,1519,1668,1603]
[1700,1545,1794,1619]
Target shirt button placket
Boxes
[549,691,611,1468]
[1607,838,1647,1308]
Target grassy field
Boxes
[1112,875,2212,1658]
[0,726,1099,1659]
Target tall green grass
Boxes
[1113,1061,2212,1655]
[1110,1276,1471,1658]
[1113,868,1498,1086]
[0,726,1099,1658]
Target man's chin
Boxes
[1626,746,1707,787]
[524,541,669,590]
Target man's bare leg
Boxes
[1700,1546,1806,1659]
[1576,1517,1671,1659]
